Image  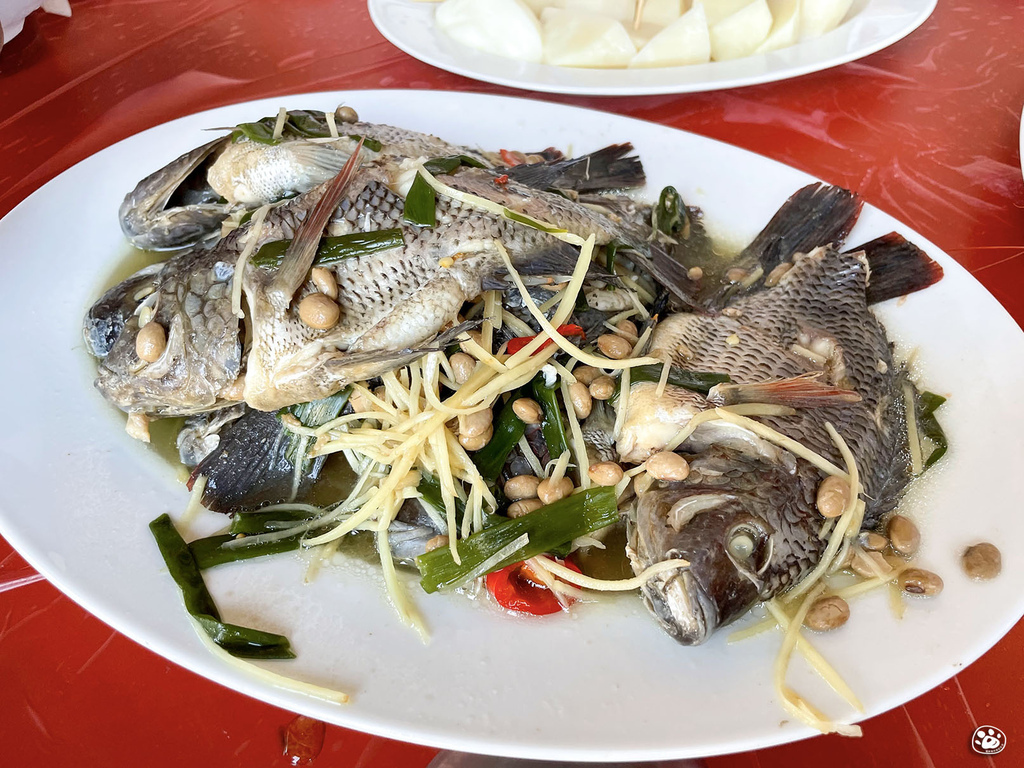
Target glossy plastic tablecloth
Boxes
[1,1,1022,766]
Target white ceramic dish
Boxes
[1,90,1022,762]
[367,0,937,96]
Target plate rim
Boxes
[1,88,1022,761]
[367,0,938,96]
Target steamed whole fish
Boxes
[619,242,941,645]
[119,107,646,250]
[90,148,663,416]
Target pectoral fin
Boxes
[706,373,862,409]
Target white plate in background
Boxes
[0,90,1021,761]
[368,0,937,96]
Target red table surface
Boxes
[1,1,1022,766]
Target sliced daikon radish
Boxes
[702,0,755,26]
[635,0,683,27]
[626,21,662,49]
[542,10,637,67]
[709,0,771,60]
[436,0,544,63]
[755,0,800,53]
[553,0,634,22]
[630,3,711,68]
[800,0,853,39]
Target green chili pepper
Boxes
[472,395,527,481]
[653,186,690,238]
[347,134,383,152]
[503,208,567,234]
[532,376,570,463]
[192,615,295,660]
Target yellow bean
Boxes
[310,266,338,299]
[803,595,850,631]
[298,293,340,330]
[424,535,449,553]
[816,475,850,518]
[898,568,943,597]
[537,476,573,505]
[568,381,593,419]
[962,543,1001,581]
[886,514,921,556]
[335,105,359,123]
[449,352,476,384]
[458,425,493,451]
[725,267,748,283]
[645,451,690,482]
[504,475,541,501]
[458,407,493,438]
[573,366,600,386]
[511,397,543,424]
[507,499,543,518]
[615,320,639,340]
[589,376,615,400]
[135,321,166,363]
[588,462,624,486]
[597,334,632,360]
[858,532,889,552]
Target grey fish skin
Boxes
[624,246,914,645]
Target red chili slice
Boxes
[486,558,582,616]
[499,149,527,167]
[506,324,585,355]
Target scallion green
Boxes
[416,486,618,593]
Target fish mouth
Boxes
[640,567,718,646]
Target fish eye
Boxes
[727,530,755,560]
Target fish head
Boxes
[629,476,780,645]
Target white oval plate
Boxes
[1,90,1022,762]
[368,0,936,96]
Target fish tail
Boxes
[505,143,645,193]
[742,183,863,273]
[851,232,944,305]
